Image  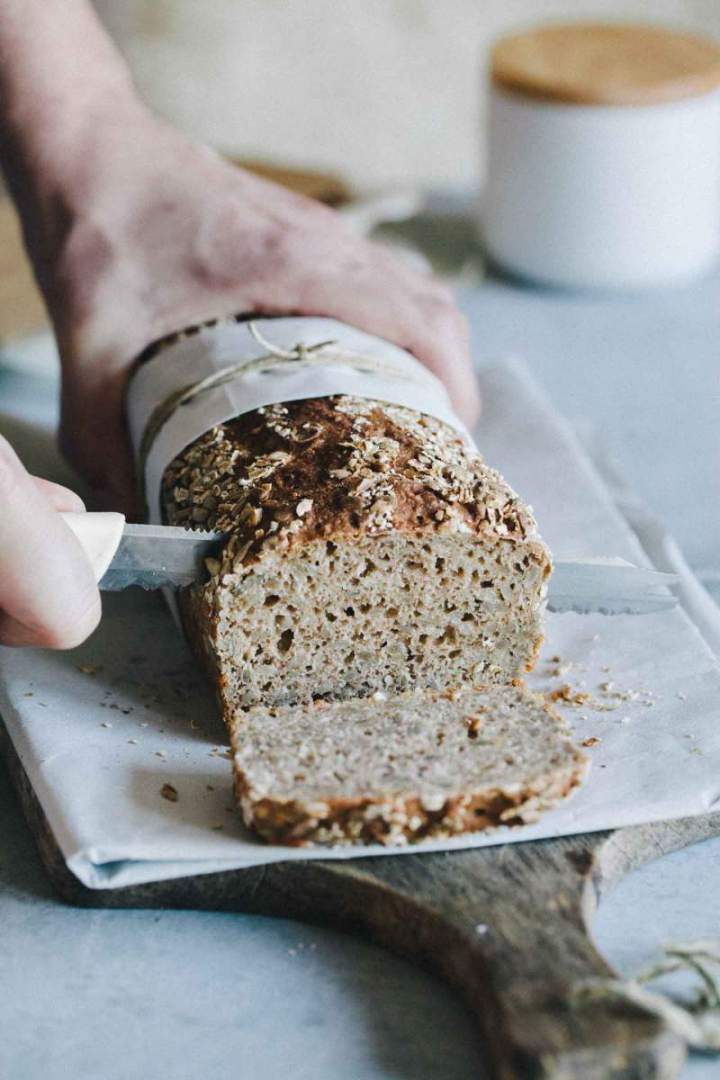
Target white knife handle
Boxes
[61,511,126,583]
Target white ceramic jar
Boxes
[482,23,720,290]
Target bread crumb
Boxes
[161,783,179,802]
[582,736,601,748]
[550,684,591,706]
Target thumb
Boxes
[0,437,101,648]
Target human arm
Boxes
[0,0,479,516]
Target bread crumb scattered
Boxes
[161,783,179,802]
[550,684,591,706]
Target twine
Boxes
[134,318,437,514]
[138,322,337,471]
[135,321,343,511]
[132,316,445,518]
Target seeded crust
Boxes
[162,396,551,711]
[229,684,588,846]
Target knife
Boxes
[61,513,678,616]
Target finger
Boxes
[0,436,101,648]
[31,476,86,513]
[60,367,138,518]
[289,259,482,429]
[401,297,481,429]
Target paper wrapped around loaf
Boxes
[161,394,552,712]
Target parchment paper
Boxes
[1,360,719,889]
[126,316,472,523]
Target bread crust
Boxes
[163,396,551,708]
[163,396,546,564]
[156,394,578,845]
[230,687,588,847]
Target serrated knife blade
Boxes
[98,523,225,592]
[95,522,678,615]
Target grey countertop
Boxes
[1,264,720,1079]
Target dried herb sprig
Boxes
[574,939,720,1054]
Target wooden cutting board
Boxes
[2,717,717,1080]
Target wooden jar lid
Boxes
[491,22,720,106]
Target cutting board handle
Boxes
[252,834,688,1079]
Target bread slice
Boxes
[163,396,551,710]
[229,684,588,847]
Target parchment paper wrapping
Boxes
[1,360,719,889]
[125,317,472,523]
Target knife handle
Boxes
[61,511,126,583]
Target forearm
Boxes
[0,0,138,256]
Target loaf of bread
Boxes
[229,683,587,846]
[162,395,551,712]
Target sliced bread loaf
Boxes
[162,396,551,710]
[229,684,588,847]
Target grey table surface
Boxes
[1,262,720,1079]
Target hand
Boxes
[37,106,479,515]
[0,436,100,648]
